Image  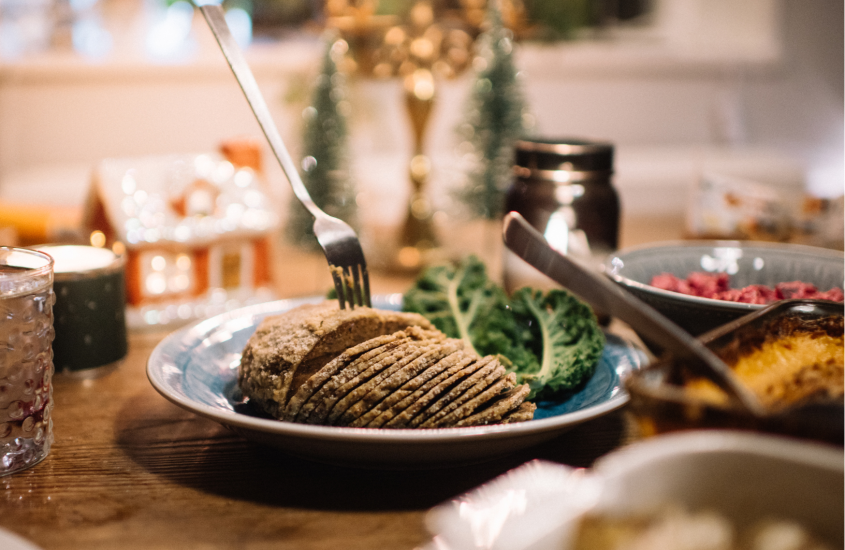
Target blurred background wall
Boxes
[0,0,841,248]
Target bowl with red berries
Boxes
[604,240,844,336]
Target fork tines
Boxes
[330,262,371,310]
[313,216,371,310]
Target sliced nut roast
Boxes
[356,349,476,428]
[238,301,535,428]
[239,301,434,418]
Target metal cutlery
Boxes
[200,5,370,309]
[503,211,766,416]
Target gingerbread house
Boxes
[84,141,280,326]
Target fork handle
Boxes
[200,5,322,219]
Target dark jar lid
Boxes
[514,138,614,172]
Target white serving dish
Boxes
[423,430,844,549]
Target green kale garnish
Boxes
[402,256,604,400]
[508,287,605,399]
[400,256,527,360]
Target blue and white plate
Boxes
[147,295,647,467]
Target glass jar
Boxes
[504,138,620,293]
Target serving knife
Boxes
[502,211,766,416]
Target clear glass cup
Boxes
[0,247,55,476]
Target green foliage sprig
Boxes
[456,4,531,221]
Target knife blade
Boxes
[502,211,765,416]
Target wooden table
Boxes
[0,247,652,550]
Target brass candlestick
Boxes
[326,0,483,270]
[398,67,437,268]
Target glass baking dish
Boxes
[624,299,844,445]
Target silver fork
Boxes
[200,5,370,309]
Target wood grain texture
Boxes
[0,272,635,550]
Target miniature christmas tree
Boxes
[286,38,358,250]
[457,3,531,220]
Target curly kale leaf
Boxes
[401,256,537,368]
[403,256,604,400]
[508,287,605,399]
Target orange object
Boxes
[0,201,82,245]
[220,136,264,173]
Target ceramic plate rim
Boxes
[147,294,644,445]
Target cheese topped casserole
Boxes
[685,313,844,410]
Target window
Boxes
[208,242,254,291]
[139,251,194,298]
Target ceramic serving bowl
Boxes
[624,299,844,445]
[604,240,844,336]
[423,431,844,550]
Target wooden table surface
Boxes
[0,227,666,550]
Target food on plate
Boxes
[685,312,844,410]
[238,300,536,428]
[238,301,434,417]
[572,506,836,550]
[402,256,605,399]
[650,271,844,304]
